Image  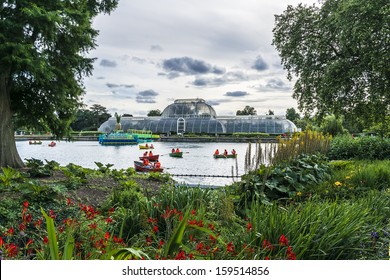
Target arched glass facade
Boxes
[98,99,297,134]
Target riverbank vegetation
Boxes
[1,132,389,260]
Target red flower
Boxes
[104,232,110,240]
[7,227,15,236]
[108,207,115,213]
[49,210,56,219]
[19,223,26,231]
[147,217,158,224]
[175,250,187,260]
[43,236,49,244]
[0,236,4,247]
[26,239,34,247]
[23,201,29,208]
[146,236,152,245]
[158,239,164,249]
[196,242,203,252]
[208,223,215,231]
[153,225,159,233]
[105,217,113,224]
[286,246,297,260]
[66,198,74,206]
[265,256,270,260]
[6,243,18,257]
[88,222,98,230]
[226,242,235,253]
[279,234,289,246]
[262,240,274,251]
[191,209,196,216]
[246,223,252,232]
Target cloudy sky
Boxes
[83,0,318,117]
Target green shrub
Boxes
[328,135,390,160]
[237,154,331,205]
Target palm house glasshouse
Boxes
[98,98,297,134]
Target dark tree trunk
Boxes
[0,72,25,168]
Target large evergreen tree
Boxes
[272,0,389,126]
[0,0,118,168]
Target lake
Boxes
[16,140,269,187]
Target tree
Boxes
[236,106,257,116]
[70,104,111,131]
[0,1,118,168]
[147,109,162,117]
[272,0,390,127]
[266,109,274,115]
[285,108,301,123]
[319,114,348,136]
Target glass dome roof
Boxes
[161,98,217,118]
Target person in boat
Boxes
[143,151,148,157]
[149,150,153,156]
[171,148,175,153]
[150,144,154,149]
[214,149,219,155]
[154,160,161,169]
[145,143,149,148]
[231,149,236,155]
[175,148,180,153]
[143,158,150,166]
[224,149,228,156]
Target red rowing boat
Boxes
[139,154,159,161]
[134,161,163,172]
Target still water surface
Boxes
[16,141,267,187]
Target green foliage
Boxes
[147,109,162,117]
[319,115,348,136]
[272,0,390,126]
[236,105,257,116]
[70,104,111,131]
[232,132,270,138]
[25,158,54,178]
[0,167,25,190]
[94,162,114,174]
[285,107,301,123]
[245,192,389,259]
[328,135,390,160]
[237,154,331,206]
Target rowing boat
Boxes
[139,144,154,149]
[134,161,163,172]
[213,154,237,158]
[139,154,159,161]
[169,152,183,158]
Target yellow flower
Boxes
[334,181,342,187]
[296,191,302,197]
[345,176,351,179]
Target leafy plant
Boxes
[25,158,53,178]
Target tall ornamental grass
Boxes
[244,191,389,260]
[244,130,332,172]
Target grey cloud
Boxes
[100,59,117,67]
[224,91,249,97]
[192,71,250,87]
[106,83,135,89]
[150,45,163,52]
[131,56,148,64]
[255,78,291,92]
[252,56,268,71]
[136,89,159,103]
[162,57,225,77]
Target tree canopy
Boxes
[272,0,389,126]
[236,106,257,116]
[147,109,162,117]
[0,0,118,168]
[285,108,301,123]
[70,104,111,131]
